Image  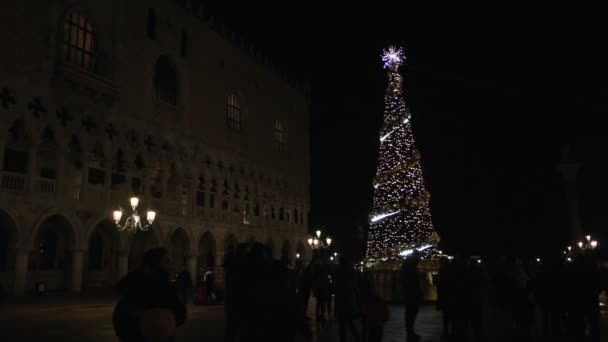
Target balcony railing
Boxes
[37,178,56,194]
[65,185,80,200]
[0,172,307,230]
[0,172,25,192]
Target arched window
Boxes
[63,11,96,71]
[227,94,241,132]
[274,120,285,151]
[88,233,104,270]
[39,231,57,270]
[155,55,178,105]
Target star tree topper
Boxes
[382,46,405,70]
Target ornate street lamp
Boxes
[112,196,156,233]
[307,229,332,249]
[576,234,598,251]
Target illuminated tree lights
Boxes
[366,46,439,261]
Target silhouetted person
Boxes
[505,257,531,341]
[223,242,247,342]
[314,264,331,322]
[402,251,423,342]
[567,253,601,342]
[298,262,313,316]
[174,266,192,304]
[466,259,489,342]
[335,257,361,342]
[435,258,454,339]
[267,259,299,342]
[238,242,272,342]
[360,279,389,342]
[536,256,566,339]
[113,248,186,342]
[297,262,314,338]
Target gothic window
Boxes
[63,11,96,72]
[209,178,217,209]
[155,55,178,105]
[274,120,286,151]
[294,209,299,224]
[254,202,260,216]
[196,177,206,207]
[227,94,241,132]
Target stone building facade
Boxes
[0,0,311,294]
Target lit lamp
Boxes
[578,241,584,249]
[296,253,300,259]
[591,240,598,249]
[112,196,156,233]
[130,197,139,209]
[307,228,333,250]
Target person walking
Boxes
[402,251,423,342]
[113,248,186,342]
[334,257,362,342]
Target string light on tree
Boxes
[366,45,439,262]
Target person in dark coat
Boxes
[334,257,361,342]
[174,266,192,304]
[113,248,186,342]
[435,257,454,339]
[402,251,423,342]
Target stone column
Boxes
[214,248,225,291]
[161,168,169,209]
[13,250,29,294]
[104,158,112,200]
[176,179,184,216]
[80,153,89,201]
[187,255,198,287]
[70,249,84,292]
[0,138,5,171]
[117,251,129,279]
[26,144,38,193]
[55,143,67,199]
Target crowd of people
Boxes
[110,244,605,342]
[431,252,605,342]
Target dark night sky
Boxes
[206,1,608,259]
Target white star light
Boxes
[399,244,433,257]
[382,46,405,69]
[370,210,401,223]
[380,128,397,142]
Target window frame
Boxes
[274,120,286,152]
[62,11,96,72]
[226,93,242,132]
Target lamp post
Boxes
[112,196,156,233]
[307,229,332,249]
[576,234,598,252]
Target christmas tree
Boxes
[366,46,439,262]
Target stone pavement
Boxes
[0,292,440,342]
[1,293,608,341]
